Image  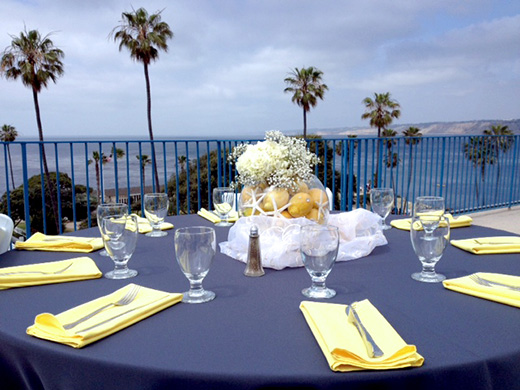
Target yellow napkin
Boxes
[300,300,424,372]
[130,215,174,234]
[450,236,520,254]
[27,283,183,348]
[197,208,239,224]
[15,232,104,253]
[0,257,102,290]
[443,273,520,308]
[391,213,473,230]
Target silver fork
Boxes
[63,285,140,330]
[0,262,73,276]
[469,274,520,292]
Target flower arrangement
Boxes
[230,130,319,192]
[230,131,329,223]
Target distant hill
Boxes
[305,119,520,137]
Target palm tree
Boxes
[483,124,514,192]
[464,136,495,205]
[177,155,187,174]
[1,28,64,231]
[361,92,401,137]
[89,151,111,203]
[284,66,328,138]
[111,7,173,190]
[381,128,399,190]
[136,154,152,189]
[361,92,401,186]
[0,124,18,190]
[403,126,422,212]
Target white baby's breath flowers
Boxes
[230,131,320,191]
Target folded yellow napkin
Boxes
[443,273,520,308]
[391,213,473,230]
[130,215,174,234]
[300,300,424,372]
[27,283,183,348]
[0,257,102,290]
[197,208,239,224]
[450,236,520,254]
[15,232,104,253]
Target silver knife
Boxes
[346,304,384,358]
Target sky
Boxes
[0,0,519,140]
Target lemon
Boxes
[306,208,325,224]
[308,188,329,209]
[288,192,313,218]
[262,188,290,212]
[281,210,293,219]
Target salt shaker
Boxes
[244,224,264,277]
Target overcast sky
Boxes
[1,0,519,140]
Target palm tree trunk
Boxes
[144,62,160,191]
[95,162,101,203]
[7,145,15,190]
[33,87,60,233]
[303,109,307,138]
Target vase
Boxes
[238,175,330,224]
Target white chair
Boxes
[0,214,14,255]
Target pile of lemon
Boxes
[240,182,329,224]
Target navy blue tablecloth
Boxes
[0,215,519,390]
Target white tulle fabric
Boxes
[219,209,387,270]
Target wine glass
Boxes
[212,187,235,226]
[96,203,128,256]
[174,226,216,303]
[102,214,138,279]
[413,196,445,239]
[300,224,339,299]
[370,188,394,230]
[143,193,169,237]
[410,215,450,283]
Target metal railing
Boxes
[1,135,519,239]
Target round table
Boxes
[0,214,519,390]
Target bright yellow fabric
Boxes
[197,208,238,224]
[0,257,101,289]
[131,215,174,234]
[299,300,424,372]
[443,273,520,308]
[15,232,104,253]
[390,214,472,230]
[27,283,183,348]
[450,236,520,254]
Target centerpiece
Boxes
[229,131,329,224]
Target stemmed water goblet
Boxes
[300,224,339,299]
[96,203,128,256]
[212,187,235,226]
[144,193,169,237]
[101,214,138,279]
[174,226,216,303]
[413,196,445,239]
[370,188,394,230]
[410,215,450,283]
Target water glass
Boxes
[174,226,216,303]
[370,188,394,230]
[413,196,445,238]
[96,203,128,256]
[102,214,138,279]
[212,187,235,226]
[144,193,169,237]
[410,215,450,283]
[300,224,339,299]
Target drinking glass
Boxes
[413,196,445,239]
[300,224,339,299]
[370,188,394,230]
[410,215,450,283]
[96,203,128,256]
[174,226,216,303]
[144,193,169,237]
[212,187,235,226]
[102,214,138,279]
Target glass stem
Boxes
[189,280,204,295]
[312,277,327,290]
